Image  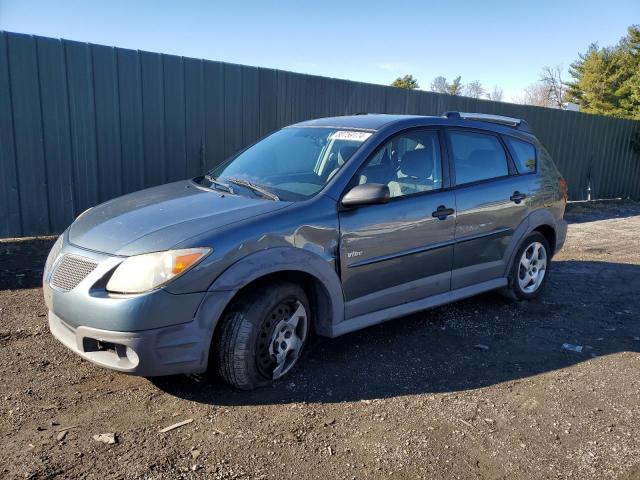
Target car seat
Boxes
[393,149,434,195]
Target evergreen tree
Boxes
[566,25,640,119]
[616,25,640,118]
[391,74,420,90]
[447,76,463,95]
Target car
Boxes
[43,112,568,390]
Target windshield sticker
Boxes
[330,131,372,142]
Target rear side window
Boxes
[505,137,536,173]
[448,131,509,185]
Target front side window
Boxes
[449,130,509,185]
[204,127,371,200]
[504,136,537,173]
[357,130,443,198]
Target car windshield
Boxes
[202,127,372,201]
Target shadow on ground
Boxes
[153,259,640,406]
[565,200,640,223]
[0,237,56,290]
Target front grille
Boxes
[50,255,98,291]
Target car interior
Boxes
[358,132,442,197]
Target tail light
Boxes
[559,177,569,201]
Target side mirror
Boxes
[341,183,390,208]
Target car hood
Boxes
[68,180,290,256]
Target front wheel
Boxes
[505,232,551,300]
[215,282,310,390]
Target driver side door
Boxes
[338,128,456,319]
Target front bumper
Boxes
[44,234,235,376]
[49,310,209,376]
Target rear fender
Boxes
[503,209,558,277]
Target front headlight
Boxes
[106,248,211,294]
[44,235,64,279]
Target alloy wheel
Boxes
[518,241,547,293]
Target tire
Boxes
[504,232,551,301]
[215,281,310,390]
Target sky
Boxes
[1,0,638,102]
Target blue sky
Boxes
[1,0,637,101]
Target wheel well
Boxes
[220,270,333,336]
[533,224,556,255]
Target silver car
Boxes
[43,113,568,390]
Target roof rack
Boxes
[442,111,531,132]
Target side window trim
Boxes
[444,127,516,188]
[341,126,451,203]
[437,127,452,189]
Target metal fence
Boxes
[1,31,639,238]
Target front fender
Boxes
[205,247,345,336]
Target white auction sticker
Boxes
[330,131,372,142]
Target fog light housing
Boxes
[125,346,139,366]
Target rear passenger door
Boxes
[447,129,532,289]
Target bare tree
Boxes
[516,65,567,108]
[486,85,504,102]
[539,65,566,108]
[464,80,485,99]
[430,76,449,94]
[517,82,556,107]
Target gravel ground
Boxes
[0,201,639,479]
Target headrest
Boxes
[338,145,358,165]
[401,149,433,178]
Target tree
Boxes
[539,65,566,108]
[429,75,464,95]
[618,26,640,117]
[430,76,449,93]
[464,80,485,99]
[515,65,566,108]
[517,82,557,107]
[486,85,504,102]
[447,76,463,95]
[391,74,419,89]
[565,25,640,119]
[566,44,626,116]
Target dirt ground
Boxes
[1,201,639,479]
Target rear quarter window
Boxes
[505,137,537,173]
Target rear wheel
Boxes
[505,232,550,300]
[215,282,310,390]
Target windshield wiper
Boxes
[225,177,279,201]
[204,174,235,194]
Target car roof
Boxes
[291,113,537,141]
[292,114,433,131]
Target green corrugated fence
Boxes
[1,31,639,237]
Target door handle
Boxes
[432,205,455,220]
[510,191,527,204]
